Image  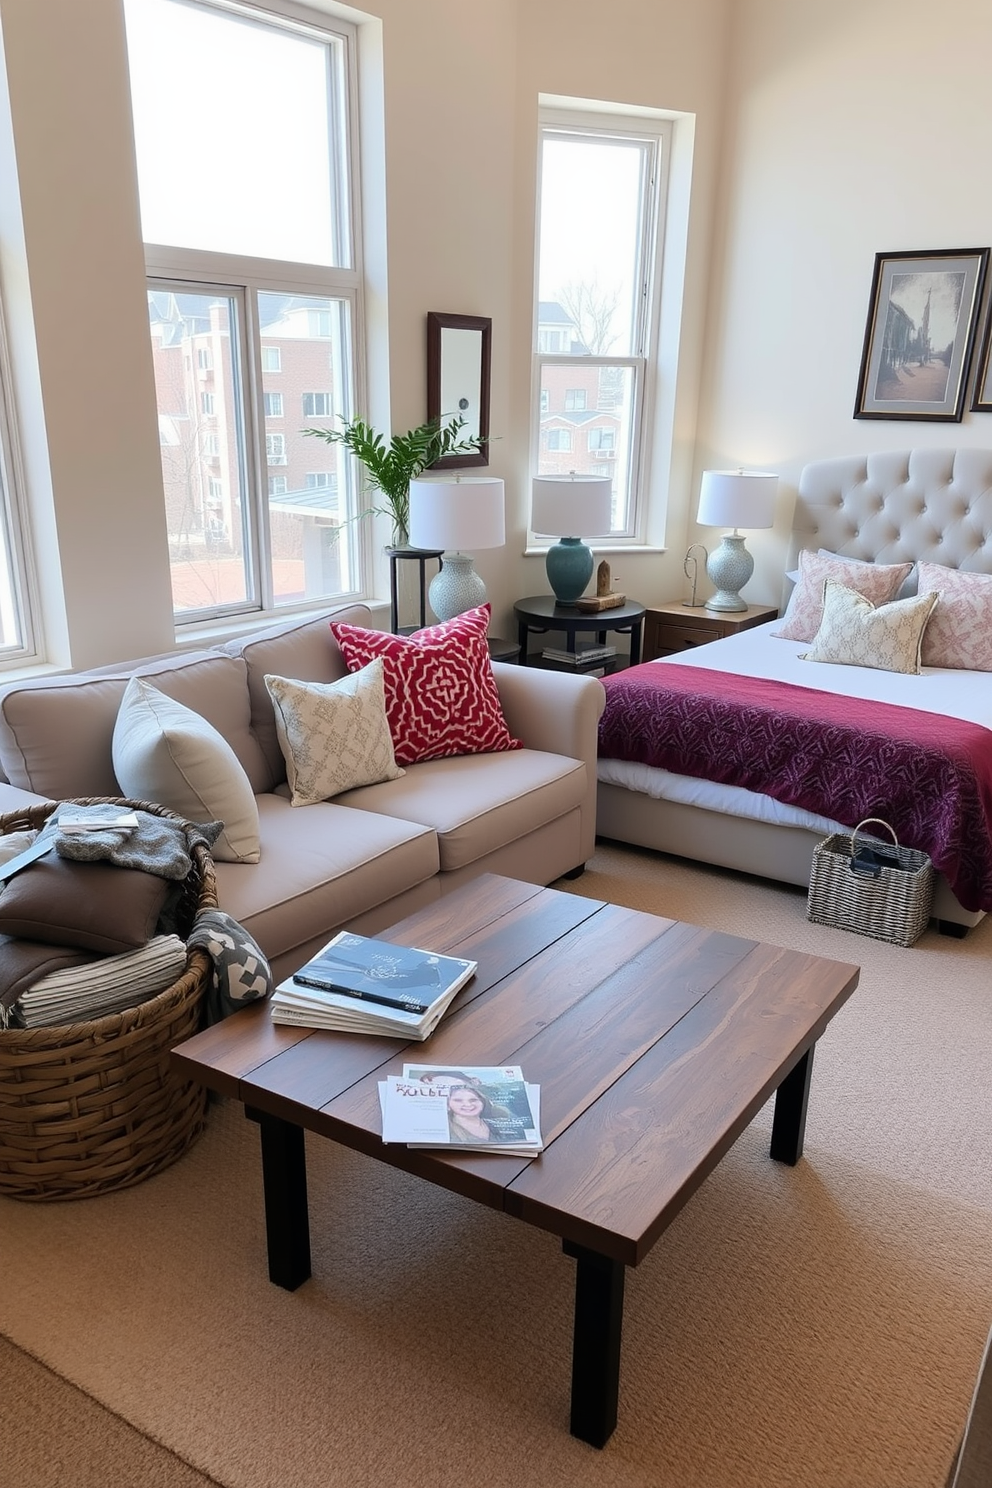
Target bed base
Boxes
[596,782,983,935]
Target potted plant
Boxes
[302,414,484,549]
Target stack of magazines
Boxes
[378,1063,542,1153]
[270,932,477,1040]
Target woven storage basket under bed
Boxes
[0,798,216,1201]
[807,816,934,948]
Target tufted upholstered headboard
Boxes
[782,448,992,610]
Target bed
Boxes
[595,447,992,933]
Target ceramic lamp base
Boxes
[428,552,487,621]
[545,537,595,606]
[704,533,752,612]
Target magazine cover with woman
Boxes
[379,1064,542,1152]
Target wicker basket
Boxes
[0,798,216,1201]
[807,816,934,948]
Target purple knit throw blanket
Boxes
[598,663,992,912]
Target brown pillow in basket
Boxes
[0,854,170,954]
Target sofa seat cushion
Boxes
[210,792,439,962]
[333,748,587,873]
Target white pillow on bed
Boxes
[800,581,939,674]
[774,549,914,642]
[917,562,992,670]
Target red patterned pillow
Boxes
[330,604,522,765]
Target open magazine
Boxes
[379,1064,542,1153]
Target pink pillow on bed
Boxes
[917,563,992,670]
[773,549,913,643]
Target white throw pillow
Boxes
[800,581,939,674]
[264,658,404,808]
[112,676,261,863]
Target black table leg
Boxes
[563,1240,625,1448]
[769,1045,814,1165]
[245,1106,312,1290]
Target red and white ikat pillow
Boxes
[329,604,522,766]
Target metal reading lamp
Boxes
[695,469,778,612]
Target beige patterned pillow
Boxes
[800,581,939,674]
[916,562,992,670]
[773,549,913,642]
[264,659,404,807]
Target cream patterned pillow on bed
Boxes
[264,658,404,807]
[773,549,913,642]
[800,581,939,674]
[916,562,992,670]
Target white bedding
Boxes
[596,621,992,836]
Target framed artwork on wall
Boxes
[854,247,989,421]
[970,300,992,412]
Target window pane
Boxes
[538,362,633,524]
[259,292,355,607]
[125,0,346,266]
[538,134,647,357]
[148,289,251,613]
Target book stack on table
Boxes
[378,1064,543,1153]
[270,932,477,1040]
[541,643,617,677]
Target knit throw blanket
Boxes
[598,663,992,912]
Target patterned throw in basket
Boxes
[807,816,934,947]
[0,797,217,1201]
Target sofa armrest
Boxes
[492,663,605,770]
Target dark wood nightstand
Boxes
[642,602,778,661]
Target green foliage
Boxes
[302,414,484,542]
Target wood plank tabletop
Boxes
[173,873,859,1266]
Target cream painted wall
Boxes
[0,0,736,666]
[696,0,992,609]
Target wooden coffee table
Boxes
[172,874,858,1447]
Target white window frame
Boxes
[0,296,38,665]
[265,431,287,464]
[263,391,284,418]
[261,345,282,372]
[268,474,288,496]
[532,108,672,543]
[139,0,366,625]
[200,390,215,415]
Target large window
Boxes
[125,0,363,621]
[533,111,670,539]
[0,301,36,664]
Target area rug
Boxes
[1,843,990,1488]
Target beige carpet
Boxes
[2,843,991,1488]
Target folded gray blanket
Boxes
[39,804,222,881]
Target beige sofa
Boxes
[0,606,605,983]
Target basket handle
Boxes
[851,818,899,851]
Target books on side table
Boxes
[378,1064,543,1153]
[270,931,477,1039]
[541,644,616,665]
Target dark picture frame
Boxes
[854,248,989,421]
[970,296,992,412]
[426,311,491,468]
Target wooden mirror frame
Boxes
[426,311,491,469]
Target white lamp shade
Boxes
[531,475,613,538]
[697,470,778,530]
[409,476,505,550]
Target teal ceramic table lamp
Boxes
[696,469,778,612]
[408,475,505,621]
[531,474,614,605]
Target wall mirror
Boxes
[426,311,491,468]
